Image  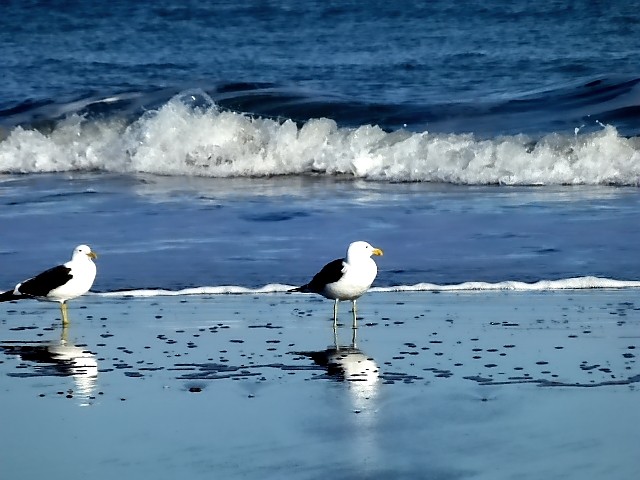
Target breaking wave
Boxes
[1,81,640,186]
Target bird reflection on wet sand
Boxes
[296,327,380,406]
[0,325,98,406]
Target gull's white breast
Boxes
[322,258,377,300]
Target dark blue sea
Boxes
[1,0,640,292]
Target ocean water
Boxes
[1,0,640,294]
[2,5,640,479]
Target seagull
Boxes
[290,241,383,329]
[0,245,98,325]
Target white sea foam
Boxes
[1,95,639,185]
[98,284,294,297]
[95,277,640,298]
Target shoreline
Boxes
[91,275,640,298]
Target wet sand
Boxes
[1,290,639,479]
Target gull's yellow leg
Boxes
[61,302,69,326]
[333,299,339,330]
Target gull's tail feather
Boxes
[289,285,310,293]
[0,290,20,302]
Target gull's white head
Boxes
[72,244,98,261]
[346,241,383,261]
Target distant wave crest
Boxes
[96,277,640,297]
[2,90,640,185]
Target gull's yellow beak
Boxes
[372,248,383,256]
[88,251,98,260]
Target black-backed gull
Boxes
[291,241,383,329]
[0,245,97,324]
